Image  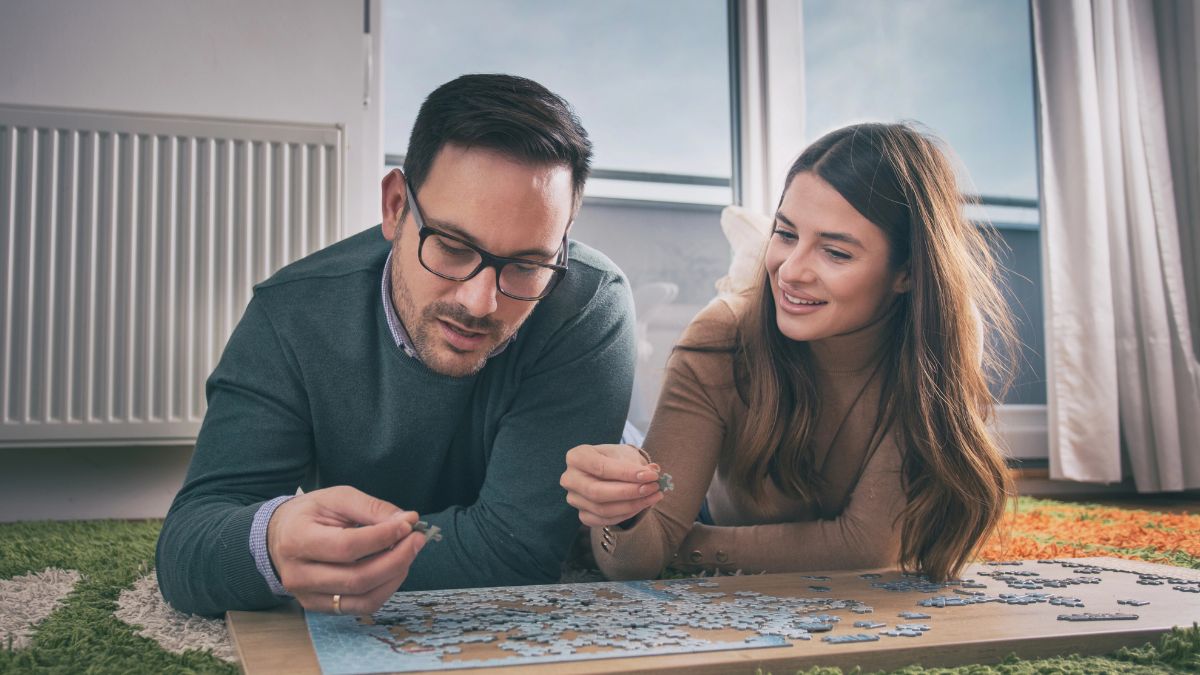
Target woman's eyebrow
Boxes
[776,212,865,249]
[818,231,865,249]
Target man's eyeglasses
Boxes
[404,176,569,301]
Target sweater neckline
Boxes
[807,304,896,375]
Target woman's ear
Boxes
[381,169,408,241]
[892,266,912,294]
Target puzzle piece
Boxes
[1057,613,1139,621]
[412,520,443,542]
[823,633,880,644]
[657,472,675,492]
[880,629,924,637]
[1049,597,1085,608]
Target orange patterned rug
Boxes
[978,497,1200,569]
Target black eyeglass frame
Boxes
[404,176,570,301]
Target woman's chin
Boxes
[775,316,830,342]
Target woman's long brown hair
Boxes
[714,123,1015,581]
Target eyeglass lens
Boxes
[421,232,558,299]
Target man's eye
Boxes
[510,263,541,277]
[437,239,474,257]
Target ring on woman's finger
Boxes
[332,593,342,615]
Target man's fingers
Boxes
[293,535,427,616]
[295,513,417,564]
[313,486,416,527]
[286,532,427,596]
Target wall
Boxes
[0,0,382,521]
[0,0,381,232]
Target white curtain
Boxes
[1155,0,1200,360]
[1033,0,1200,491]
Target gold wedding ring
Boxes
[332,593,342,615]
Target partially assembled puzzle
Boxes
[299,558,1200,674]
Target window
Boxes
[803,0,1045,406]
[383,0,733,205]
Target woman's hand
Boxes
[560,444,665,527]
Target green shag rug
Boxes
[1,498,1198,674]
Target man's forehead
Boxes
[413,147,573,255]
[423,214,565,261]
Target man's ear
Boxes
[381,169,407,241]
[892,265,912,294]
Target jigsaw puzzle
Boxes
[264,558,1200,674]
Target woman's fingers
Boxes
[566,445,654,482]
[566,490,663,524]
[561,469,657,503]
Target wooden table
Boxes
[227,557,1200,674]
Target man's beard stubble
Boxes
[390,259,514,377]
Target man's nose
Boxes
[455,266,501,317]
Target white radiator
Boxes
[0,105,343,447]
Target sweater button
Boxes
[715,550,729,563]
[688,550,703,563]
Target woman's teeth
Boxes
[784,292,826,305]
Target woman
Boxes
[560,123,1015,581]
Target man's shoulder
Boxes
[568,238,626,286]
[532,239,628,317]
[254,225,388,296]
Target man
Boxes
[156,74,636,617]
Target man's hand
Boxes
[560,444,664,527]
[267,485,426,616]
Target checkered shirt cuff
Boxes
[250,495,295,597]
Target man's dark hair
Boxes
[404,74,593,207]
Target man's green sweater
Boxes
[156,226,636,617]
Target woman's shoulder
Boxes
[666,295,749,389]
[678,294,747,347]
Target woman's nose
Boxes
[778,248,819,285]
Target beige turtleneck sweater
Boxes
[594,296,907,580]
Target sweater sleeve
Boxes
[672,441,905,574]
[596,299,906,578]
[156,296,314,617]
[593,300,736,580]
[401,270,637,590]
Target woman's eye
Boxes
[772,229,797,241]
[825,248,852,261]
